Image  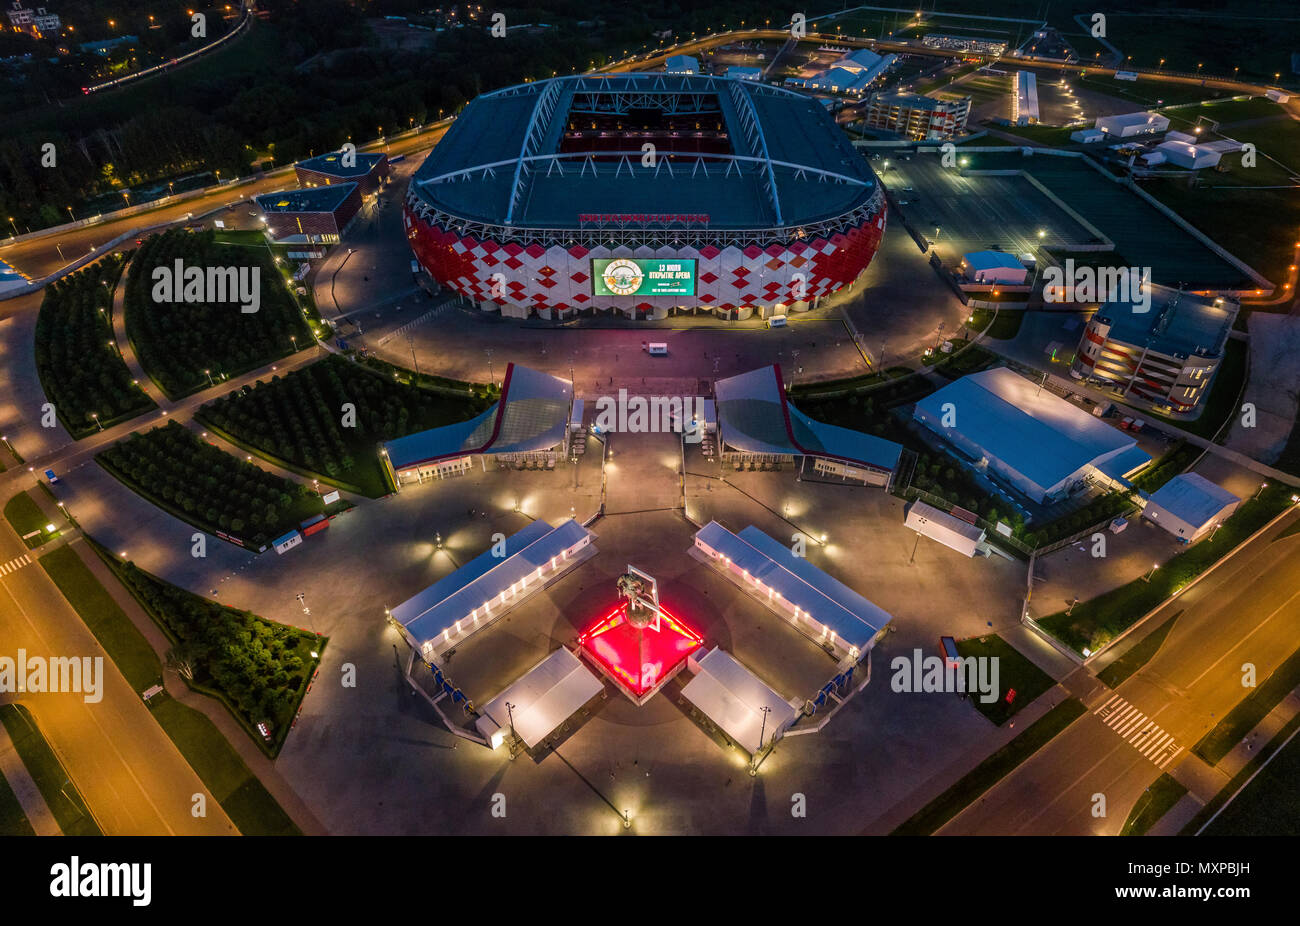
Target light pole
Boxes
[505,701,517,757]
[91,413,102,431]
[1142,563,1159,583]
[204,369,213,386]
[7,217,16,237]
[1254,482,1268,500]
[485,348,495,387]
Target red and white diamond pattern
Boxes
[405,202,886,315]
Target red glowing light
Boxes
[578,603,703,699]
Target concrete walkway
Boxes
[109,257,174,413]
[0,721,60,835]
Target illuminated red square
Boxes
[578,604,703,704]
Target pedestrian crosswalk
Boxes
[0,553,31,577]
[1095,694,1183,769]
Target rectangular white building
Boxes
[905,501,985,557]
[1142,473,1240,543]
[1096,111,1170,138]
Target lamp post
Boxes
[485,348,495,386]
[91,413,102,431]
[1143,563,1158,583]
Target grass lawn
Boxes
[1203,723,1300,835]
[0,705,101,836]
[3,490,57,548]
[1097,611,1182,688]
[1120,773,1189,836]
[955,635,1057,726]
[788,365,914,399]
[1038,484,1297,655]
[1193,643,1300,765]
[0,769,35,836]
[39,544,163,692]
[39,541,301,834]
[892,698,1086,835]
[988,123,1081,147]
[970,307,1025,341]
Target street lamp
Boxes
[91,412,102,431]
[204,369,213,386]
[1142,563,1159,582]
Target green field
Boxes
[1097,611,1181,688]
[0,705,100,836]
[1203,726,1300,835]
[955,634,1058,725]
[1120,773,1189,836]
[3,490,56,548]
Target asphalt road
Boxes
[941,507,1300,835]
[0,523,236,835]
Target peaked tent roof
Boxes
[714,365,902,472]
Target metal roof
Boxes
[411,73,877,230]
[1147,473,1240,529]
[296,150,386,179]
[382,363,571,471]
[714,365,902,472]
[476,646,604,749]
[1095,285,1235,359]
[695,521,892,652]
[255,182,357,214]
[679,647,798,755]
[914,367,1140,496]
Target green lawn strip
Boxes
[0,705,101,836]
[38,545,163,692]
[1275,520,1300,541]
[1037,484,1296,655]
[37,541,302,834]
[1200,716,1300,836]
[787,366,915,400]
[969,307,1024,341]
[0,768,36,836]
[1193,645,1300,765]
[954,634,1057,726]
[150,700,300,837]
[1183,710,1300,835]
[891,698,1086,835]
[1120,773,1189,836]
[1097,611,1182,689]
[4,489,57,548]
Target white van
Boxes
[765,315,788,328]
[647,342,668,356]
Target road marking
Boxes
[0,553,31,576]
[1095,695,1182,768]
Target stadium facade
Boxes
[404,73,887,322]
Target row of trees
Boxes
[124,229,310,398]
[115,557,317,741]
[198,355,493,495]
[98,420,320,548]
[33,252,155,437]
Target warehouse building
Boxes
[1013,71,1039,125]
[254,183,362,244]
[475,646,604,751]
[295,150,392,196]
[1071,286,1237,413]
[1095,111,1170,138]
[665,54,699,74]
[726,65,762,80]
[904,500,987,558]
[680,647,800,756]
[913,367,1150,504]
[714,366,902,486]
[1142,473,1240,543]
[381,363,573,485]
[863,92,970,140]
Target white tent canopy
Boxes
[681,648,799,755]
[476,647,604,750]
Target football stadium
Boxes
[404,73,887,321]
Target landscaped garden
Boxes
[33,252,155,438]
[196,354,496,497]
[123,228,312,399]
[96,420,323,551]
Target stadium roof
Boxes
[382,363,571,471]
[680,647,798,755]
[255,183,357,214]
[714,365,902,472]
[395,519,592,652]
[1147,473,1240,528]
[1095,285,1235,359]
[695,522,893,653]
[296,150,386,179]
[914,367,1142,496]
[410,73,877,230]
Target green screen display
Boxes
[591,258,697,297]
